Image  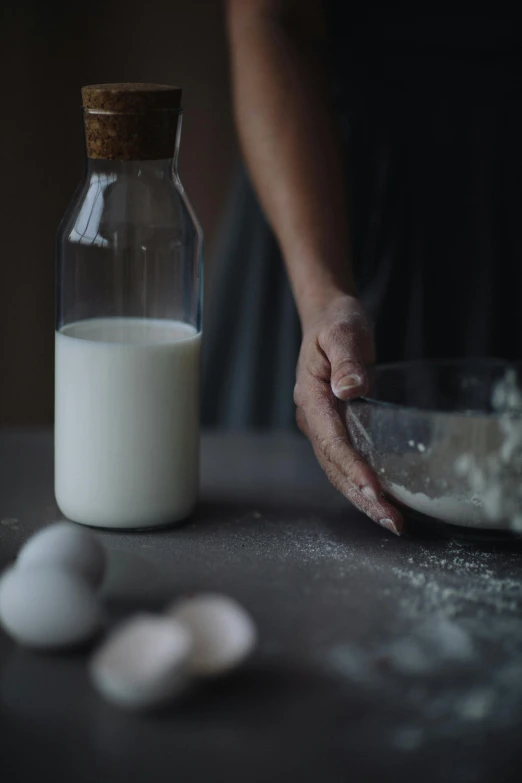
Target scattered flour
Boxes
[457,689,495,721]
[393,726,424,751]
[1,518,19,530]
[385,617,473,675]
[324,538,522,743]
[391,542,522,617]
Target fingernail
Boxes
[378,517,403,536]
[361,485,379,503]
[333,374,363,394]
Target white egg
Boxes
[90,615,191,710]
[0,566,103,649]
[17,522,106,588]
[168,594,257,677]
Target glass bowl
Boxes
[344,360,522,532]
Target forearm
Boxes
[226,0,356,325]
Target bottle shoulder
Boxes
[58,169,201,248]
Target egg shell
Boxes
[17,522,106,588]
[168,593,257,677]
[0,566,103,649]
[90,614,192,710]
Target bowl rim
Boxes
[358,357,522,418]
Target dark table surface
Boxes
[1,430,522,783]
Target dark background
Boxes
[0,0,237,425]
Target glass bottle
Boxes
[55,83,203,529]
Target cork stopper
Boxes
[82,83,182,161]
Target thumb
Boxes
[331,357,369,401]
[321,325,370,401]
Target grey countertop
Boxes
[1,430,522,783]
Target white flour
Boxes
[324,539,522,748]
[375,369,522,530]
[387,483,487,526]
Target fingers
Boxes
[318,321,372,402]
[313,447,404,535]
[295,297,401,534]
[295,377,404,536]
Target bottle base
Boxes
[55,496,197,532]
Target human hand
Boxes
[294,294,404,535]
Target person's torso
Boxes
[324,5,522,361]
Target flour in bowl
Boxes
[378,370,522,530]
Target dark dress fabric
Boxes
[202,9,522,428]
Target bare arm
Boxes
[225,0,354,323]
[225,0,403,535]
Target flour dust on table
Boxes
[55,318,201,529]
[323,537,522,752]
